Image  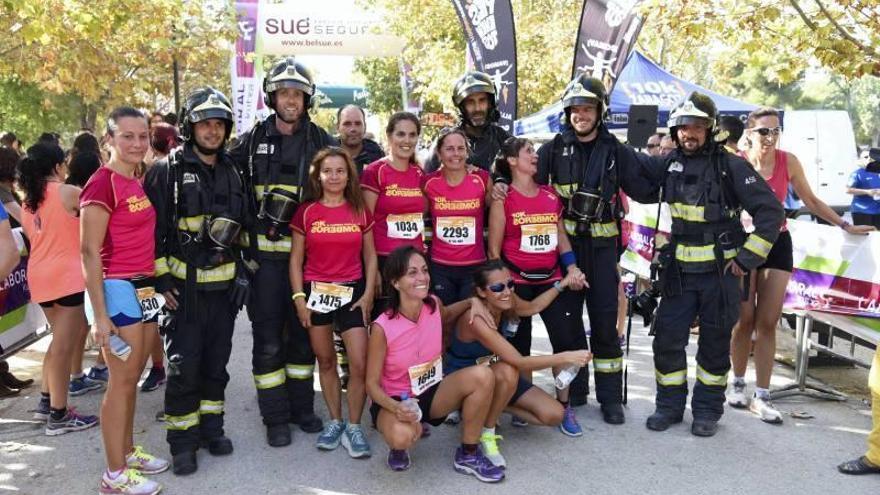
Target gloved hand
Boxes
[229,259,253,310]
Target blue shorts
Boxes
[103,279,143,327]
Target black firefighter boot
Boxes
[288,377,323,433]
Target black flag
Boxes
[572,0,644,92]
[450,0,518,132]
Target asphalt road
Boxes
[0,312,876,494]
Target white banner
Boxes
[257,5,405,56]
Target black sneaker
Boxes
[172,451,198,476]
[691,418,719,437]
[266,423,292,447]
[140,367,166,392]
[645,411,683,432]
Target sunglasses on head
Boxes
[751,126,782,136]
[487,279,516,293]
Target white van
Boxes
[779,110,858,212]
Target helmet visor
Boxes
[454,84,496,106]
[668,115,711,129]
[189,97,233,124]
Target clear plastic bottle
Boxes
[502,317,520,339]
[400,392,422,422]
[555,365,579,389]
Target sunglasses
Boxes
[646,143,660,149]
[487,279,516,293]
[750,127,782,136]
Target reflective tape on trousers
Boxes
[594,357,623,373]
[286,364,314,380]
[165,411,199,430]
[655,368,687,386]
[253,368,286,389]
[696,365,727,387]
[199,400,224,415]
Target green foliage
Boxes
[0,0,236,132]
[354,0,581,119]
[0,80,83,145]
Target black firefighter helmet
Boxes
[561,73,608,116]
[180,87,233,143]
[452,71,500,126]
[667,91,723,143]
[263,57,316,111]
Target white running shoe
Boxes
[444,410,461,425]
[480,432,506,468]
[99,468,162,495]
[749,395,783,424]
[727,382,748,409]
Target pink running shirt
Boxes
[375,296,442,398]
[80,166,156,278]
[360,158,425,256]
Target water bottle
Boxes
[555,365,579,389]
[400,393,422,422]
[501,317,520,339]
[108,334,131,361]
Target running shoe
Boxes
[480,432,506,468]
[316,420,346,450]
[99,468,162,495]
[341,424,371,458]
[511,415,528,427]
[453,447,505,483]
[69,375,103,396]
[126,445,170,475]
[444,410,461,425]
[387,449,411,471]
[558,405,583,437]
[45,407,99,436]
[32,396,50,420]
[87,366,110,383]
[749,395,783,424]
[140,367,166,392]
[727,382,748,409]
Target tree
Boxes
[639,0,880,82]
[0,0,236,132]
[355,0,581,120]
[637,1,880,143]
[0,79,83,145]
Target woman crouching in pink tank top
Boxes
[365,246,504,483]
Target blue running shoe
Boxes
[341,424,371,458]
[316,420,345,450]
[45,407,99,436]
[559,405,583,437]
[87,366,109,383]
[140,367,166,392]
[69,375,103,396]
[32,396,50,421]
[453,446,505,483]
[387,449,411,471]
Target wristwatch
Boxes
[553,281,564,293]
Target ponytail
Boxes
[491,136,531,183]
[17,142,64,212]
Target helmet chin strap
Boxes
[194,141,222,156]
